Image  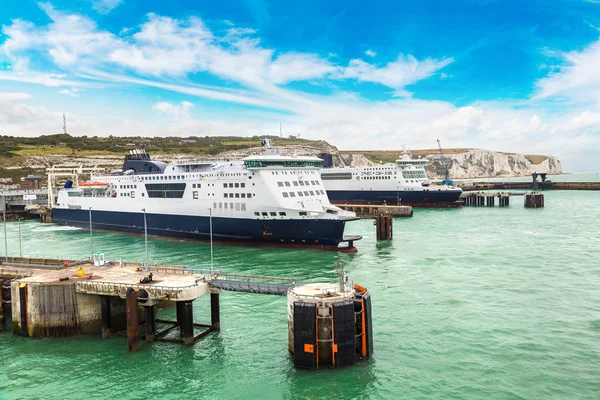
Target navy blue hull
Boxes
[326,189,462,206]
[52,208,350,248]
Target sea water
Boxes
[1,190,599,399]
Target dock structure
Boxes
[0,257,295,350]
[524,193,544,208]
[337,203,413,218]
[461,192,510,207]
[374,215,393,240]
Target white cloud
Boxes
[335,55,454,97]
[535,37,600,102]
[91,0,123,14]
[58,88,84,97]
[365,49,376,57]
[0,92,31,102]
[152,101,194,119]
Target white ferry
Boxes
[52,144,361,250]
[319,149,462,207]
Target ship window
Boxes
[284,182,290,187]
[193,191,198,199]
[309,191,314,195]
[236,203,241,211]
[293,181,299,186]
[241,203,246,211]
[241,183,245,188]
[142,193,145,197]
[145,183,186,199]
[230,202,234,209]
[270,212,276,216]
[254,212,260,216]
[277,182,283,187]
[225,203,228,209]
[279,212,286,216]
[321,173,352,180]
[289,192,296,197]
[241,193,246,198]
[235,193,240,198]
[299,181,305,186]
[262,212,268,216]
[304,181,310,185]
[283,192,289,198]
[223,183,227,188]
[235,183,239,188]
[229,183,234,188]
[304,191,309,196]
[247,193,252,198]
[311,181,316,185]
[298,191,304,197]
[299,212,307,216]
[224,193,228,198]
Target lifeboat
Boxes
[79,182,109,189]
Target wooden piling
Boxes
[126,287,140,352]
[0,279,4,333]
[144,305,156,342]
[211,290,220,332]
[374,215,393,240]
[1,280,11,332]
[177,301,195,346]
[18,283,28,337]
[100,295,111,339]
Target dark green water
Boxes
[1,191,599,399]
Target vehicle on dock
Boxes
[51,143,361,250]
[319,148,463,207]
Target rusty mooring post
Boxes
[100,295,111,339]
[126,287,140,352]
[144,305,156,342]
[210,289,221,332]
[374,215,393,240]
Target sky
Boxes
[1,0,600,171]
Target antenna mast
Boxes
[63,114,68,134]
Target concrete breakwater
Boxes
[459,181,600,191]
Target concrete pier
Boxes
[210,289,221,331]
[461,192,510,207]
[524,193,544,208]
[126,288,140,352]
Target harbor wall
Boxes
[10,281,126,337]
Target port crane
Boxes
[437,139,453,185]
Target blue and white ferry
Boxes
[52,144,360,250]
[320,149,462,207]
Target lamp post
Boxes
[3,208,7,262]
[142,208,148,268]
[208,208,213,274]
[89,207,93,260]
[18,218,22,257]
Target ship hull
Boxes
[52,208,353,248]
[325,189,462,206]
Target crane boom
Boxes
[437,139,452,185]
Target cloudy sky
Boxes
[1,0,599,171]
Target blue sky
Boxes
[1,0,600,170]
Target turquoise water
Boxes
[1,191,600,399]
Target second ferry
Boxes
[319,149,462,207]
[52,141,361,251]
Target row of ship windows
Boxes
[224,193,253,198]
[223,183,245,188]
[270,170,318,175]
[402,171,428,179]
[253,211,308,217]
[212,202,247,211]
[282,190,324,198]
[360,176,392,180]
[277,180,320,187]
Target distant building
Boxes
[20,175,42,190]
[289,135,297,139]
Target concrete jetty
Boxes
[336,203,413,218]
